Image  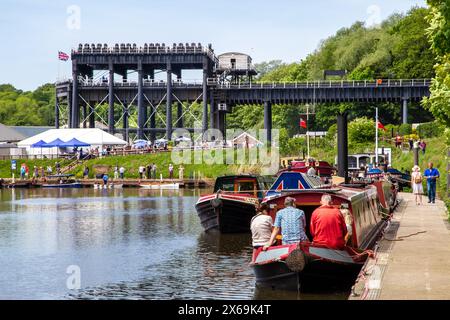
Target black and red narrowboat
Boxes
[251,172,397,290]
[195,175,273,233]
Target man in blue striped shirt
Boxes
[263,197,308,250]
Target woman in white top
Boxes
[339,207,353,245]
[250,203,273,248]
[411,165,424,205]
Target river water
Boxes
[0,188,349,300]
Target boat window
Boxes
[359,156,370,167]
[348,156,357,168]
[214,177,236,192]
[237,181,255,192]
[221,183,235,192]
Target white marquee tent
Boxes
[18,128,127,156]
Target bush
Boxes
[403,133,420,141]
[348,117,375,144]
[398,123,412,136]
[383,124,397,138]
[416,121,443,139]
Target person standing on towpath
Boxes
[424,162,439,204]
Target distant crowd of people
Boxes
[394,134,427,154]
[18,162,62,181]
[81,163,185,181]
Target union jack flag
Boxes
[58,51,70,61]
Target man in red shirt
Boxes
[310,194,347,249]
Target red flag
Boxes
[377,121,386,131]
[58,51,70,61]
[300,118,307,129]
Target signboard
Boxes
[11,160,16,171]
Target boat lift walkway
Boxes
[350,192,450,300]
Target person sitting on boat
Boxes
[263,197,308,250]
[307,166,316,176]
[310,194,347,250]
[251,203,273,249]
[339,205,353,245]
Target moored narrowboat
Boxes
[251,175,397,291]
[195,175,272,233]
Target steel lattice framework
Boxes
[55,43,431,144]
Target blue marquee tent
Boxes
[44,138,65,147]
[59,138,91,148]
[31,140,52,148]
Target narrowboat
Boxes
[251,172,397,291]
[195,175,273,233]
[140,183,180,190]
[42,174,83,188]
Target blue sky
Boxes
[0,0,426,90]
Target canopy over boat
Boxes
[265,171,328,198]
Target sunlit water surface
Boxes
[0,188,349,300]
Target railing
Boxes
[76,77,205,87]
[207,78,432,88]
[71,45,215,57]
[56,78,433,88]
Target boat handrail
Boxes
[279,188,342,194]
[217,189,269,194]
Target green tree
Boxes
[348,117,376,145]
[423,1,450,129]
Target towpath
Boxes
[350,192,450,300]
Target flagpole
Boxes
[375,107,379,165]
[307,104,310,158]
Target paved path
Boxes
[350,192,450,300]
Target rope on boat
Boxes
[383,230,427,241]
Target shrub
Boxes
[398,123,412,136]
[403,133,420,141]
[348,117,375,144]
[416,121,443,139]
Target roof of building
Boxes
[9,126,53,139]
[218,52,251,58]
[17,128,127,147]
[0,123,26,143]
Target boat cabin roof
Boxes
[213,175,273,193]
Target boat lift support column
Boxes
[202,58,209,136]
[108,61,115,134]
[137,59,145,139]
[337,112,349,183]
[209,90,215,129]
[264,101,272,145]
[55,96,60,129]
[402,98,408,124]
[166,62,173,140]
[71,60,79,128]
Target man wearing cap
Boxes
[263,197,308,250]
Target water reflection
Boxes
[0,188,350,300]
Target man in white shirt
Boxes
[307,166,317,176]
